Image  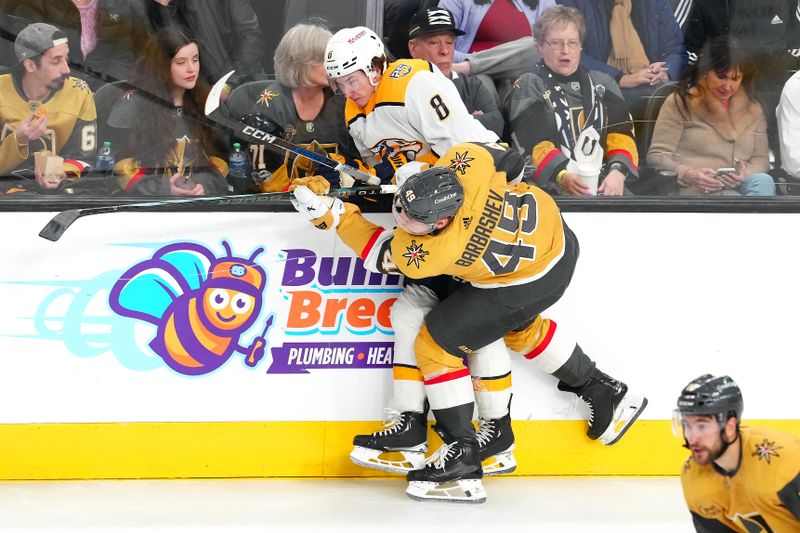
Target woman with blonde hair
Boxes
[226,23,359,192]
[647,37,775,196]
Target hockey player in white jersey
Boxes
[324,26,518,477]
[324,26,499,178]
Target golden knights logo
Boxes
[450,151,474,175]
[257,89,280,108]
[752,439,782,464]
[403,240,429,268]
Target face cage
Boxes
[392,195,436,235]
[671,409,726,439]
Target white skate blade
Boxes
[481,446,517,476]
[350,445,427,474]
[599,393,648,445]
[406,478,486,504]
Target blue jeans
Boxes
[738,172,776,196]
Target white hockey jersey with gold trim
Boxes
[344,59,498,166]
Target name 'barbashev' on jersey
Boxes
[337,142,566,288]
[344,59,498,166]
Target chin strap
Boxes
[683,426,742,476]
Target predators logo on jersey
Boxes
[389,64,413,79]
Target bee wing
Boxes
[154,243,216,291]
[109,261,187,324]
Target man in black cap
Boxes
[0,22,97,191]
[408,7,504,137]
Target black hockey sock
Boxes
[432,402,476,440]
[551,344,596,388]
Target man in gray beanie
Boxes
[1,22,97,191]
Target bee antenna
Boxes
[249,247,265,262]
[221,240,233,257]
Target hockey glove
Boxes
[373,151,410,183]
[291,185,345,231]
[289,175,331,195]
[313,153,370,189]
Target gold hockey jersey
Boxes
[681,426,800,532]
[335,142,567,288]
[0,74,97,176]
[344,59,498,167]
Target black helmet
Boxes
[395,166,464,226]
[676,374,743,424]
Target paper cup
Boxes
[577,163,601,196]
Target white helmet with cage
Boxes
[324,26,386,91]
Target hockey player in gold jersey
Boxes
[324,25,520,478]
[292,142,648,503]
[675,374,800,532]
[0,23,97,191]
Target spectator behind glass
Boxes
[143,0,266,92]
[110,28,227,196]
[384,0,439,59]
[0,23,97,193]
[3,0,147,91]
[556,0,685,118]
[225,23,360,193]
[439,0,555,61]
[407,7,504,136]
[777,70,800,181]
[647,37,775,196]
[506,6,638,196]
[681,0,800,165]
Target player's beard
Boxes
[47,74,68,92]
[689,439,724,465]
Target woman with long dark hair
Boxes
[110,28,227,196]
[647,37,775,196]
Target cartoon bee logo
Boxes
[109,241,274,376]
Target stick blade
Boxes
[38,210,82,242]
[205,70,236,117]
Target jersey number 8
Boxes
[429,95,450,121]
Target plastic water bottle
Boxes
[228,142,251,193]
[95,141,115,175]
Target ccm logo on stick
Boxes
[242,126,276,142]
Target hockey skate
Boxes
[406,426,485,504]
[558,369,648,445]
[476,413,516,475]
[350,408,428,474]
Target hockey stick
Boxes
[38,185,397,242]
[206,71,381,187]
